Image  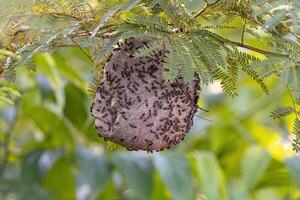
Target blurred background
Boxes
[0,0,300,200]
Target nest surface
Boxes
[91,39,199,151]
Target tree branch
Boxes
[241,18,247,44]
[193,0,221,18]
[229,40,288,57]
[48,12,83,21]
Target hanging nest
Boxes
[91,38,199,152]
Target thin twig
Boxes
[71,37,93,62]
[195,114,214,122]
[49,12,82,21]
[284,82,300,120]
[193,0,221,18]
[229,40,288,57]
[241,18,247,44]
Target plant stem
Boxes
[193,0,221,18]
[241,18,247,44]
[229,40,288,57]
[71,37,93,62]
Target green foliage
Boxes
[134,40,164,58]
[292,119,300,152]
[0,86,21,105]
[154,153,193,200]
[1,0,300,198]
[270,106,295,119]
[154,0,193,27]
[0,41,300,200]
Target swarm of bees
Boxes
[91,38,199,152]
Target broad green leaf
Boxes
[13,183,49,200]
[63,83,88,129]
[34,53,65,110]
[21,149,45,183]
[153,152,193,200]
[195,151,228,200]
[43,157,76,200]
[20,90,42,111]
[229,181,251,200]
[285,156,300,188]
[241,145,271,189]
[23,106,74,149]
[52,119,74,150]
[96,181,116,200]
[25,106,60,135]
[76,147,112,200]
[151,172,172,200]
[53,53,87,90]
[112,153,153,200]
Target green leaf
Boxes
[76,147,112,200]
[163,40,181,82]
[34,53,65,110]
[63,83,88,129]
[112,153,153,200]
[176,37,196,84]
[127,14,170,33]
[122,0,142,10]
[134,40,164,58]
[241,145,271,189]
[0,86,21,105]
[25,106,60,135]
[94,36,120,64]
[270,106,295,119]
[96,181,117,200]
[151,172,171,200]
[153,152,193,200]
[43,157,76,200]
[195,151,228,200]
[91,0,141,37]
[91,5,122,37]
[23,106,74,149]
[21,149,45,183]
[53,53,87,90]
[285,156,300,188]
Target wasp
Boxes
[130,124,137,128]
